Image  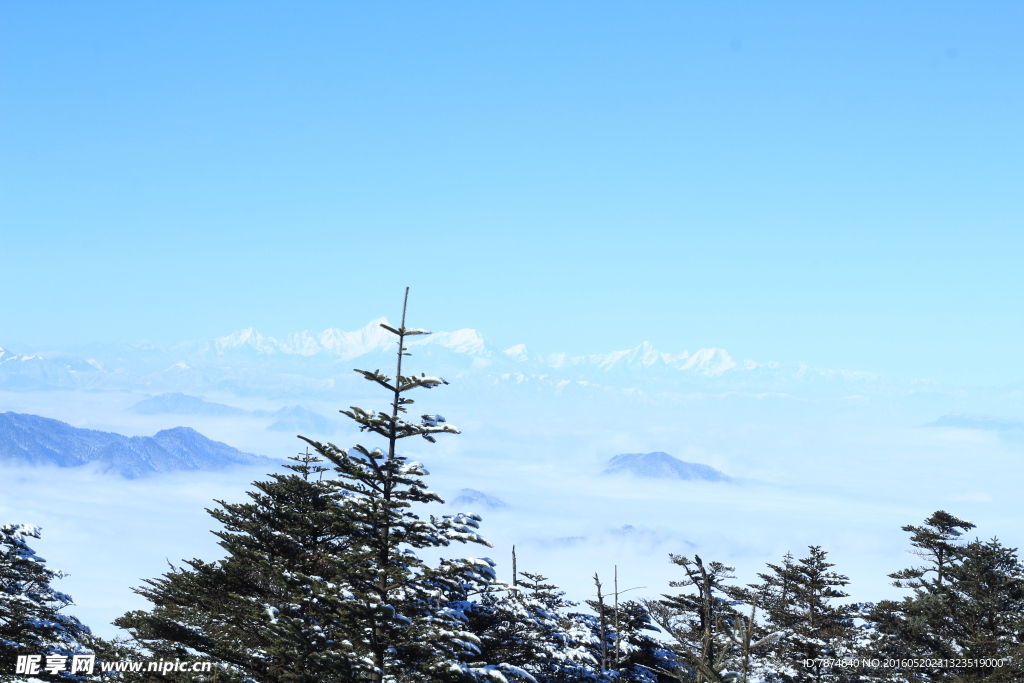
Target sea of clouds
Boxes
[2,323,1023,637]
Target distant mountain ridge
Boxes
[212,318,488,359]
[928,413,1024,431]
[129,393,338,434]
[0,320,883,398]
[0,412,270,478]
[130,393,249,417]
[603,452,731,482]
[450,489,508,509]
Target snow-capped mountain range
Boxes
[0,318,880,398]
[213,320,489,359]
[206,319,739,376]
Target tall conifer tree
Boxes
[870,511,1024,682]
[468,570,605,683]
[120,290,525,683]
[117,449,364,682]
[0,524,91,683]
[642,555,744,683]
[757,546,860,683]
[299,288,524,682]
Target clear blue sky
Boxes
[2,1,1022,384]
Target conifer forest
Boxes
[3,293,1023,683]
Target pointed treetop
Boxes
[379,323,432,337]
[377,288,432,337]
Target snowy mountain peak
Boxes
[504,344,528,362]
[421,328,486,355]
[276,330,324,357]
[543,342,736,376]
[0,347,40,364]
[680,347,736,376]
[314,317,394,359]
[212,319,396,359]
[620,341,663,367]
[215,328,279,355]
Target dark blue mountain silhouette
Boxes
[0,411,269,478]
[603,451,731,482]
[450,488,508,509]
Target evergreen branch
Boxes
[353,369,397,393]
[378,322,431,337]
[396,374,450,392]
[340,406,460,442]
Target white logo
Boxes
[15,653,94,675]
[15,655,41,675]
[72,654,97,674]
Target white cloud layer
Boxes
[2,324,1023,638]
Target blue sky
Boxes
[2,1,1022,384]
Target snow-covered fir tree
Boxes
[0,524,91,683]
[938,538,1024,680]
[466,569,605,683]
[869,511,1024,682]
[867,511,979,682]
[116,291,531,682]
[581,575,675,683]
[591,599,676,683]
[641,554,746,683]
[889,511,976,593]
[757,547,861,683]
[299,288,527,683]
[116,449,365,682]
